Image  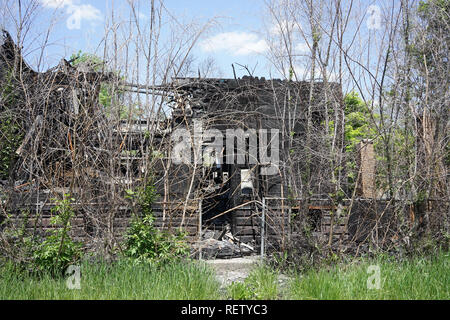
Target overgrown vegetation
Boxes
[122,182,190,263]
[328,91,378,196]
[0,194,83,276]
[70,51,139,119]
[227,264,280,300]
[123,212,189,263]
[0,0,448,301]
[0,113,23,180]
[0,259,221,299]
[228,250,449,300]
[1,251,447,299]
[31,195,83,276]
[1,180,189,275]
[287,250,449,300]
[0,68,24,180]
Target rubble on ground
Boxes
[191,228,255,259]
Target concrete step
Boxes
[204,256,260,272]
[203,256,261,288]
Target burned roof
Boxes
[0,29,37,79]
[0,29,114,88]
[167,76,343,119]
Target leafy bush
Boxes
[123,182,189,263]
[0,194,83,276]
[123,213,189,263]
[32,195,83,276]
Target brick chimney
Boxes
[356,139,376,198]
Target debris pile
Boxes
[192,228,255,259]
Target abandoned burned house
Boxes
[1,29,446,259]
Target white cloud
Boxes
[137,12,148,21]
[40,0,102,30]
[269,20,296,36]
[200,32,268,56]
[66,4,102,30]
[295,42,309,53]
[292,65,339,82]
[40,0,74,8]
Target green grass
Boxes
[0,259,221,299]
[287,251,450,300]
[1,251,448,300]
[228,251,449,300]
[227,264,280,300]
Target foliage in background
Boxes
[69,51,140,119]
[416,0,449,76]
[70,51,112,107]
[342,92,377,152]
[327,92,377,195]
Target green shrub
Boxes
[123,213,189,263]
[1,194,83,276]
[32,195,83,276]
[123,181,189,263]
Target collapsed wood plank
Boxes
[15,115,43,156]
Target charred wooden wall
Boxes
[167,77,344,246]
[3,189,200,245]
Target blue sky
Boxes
[3,0,390,91]
[7,0,272,78]
[165,0,270,77]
